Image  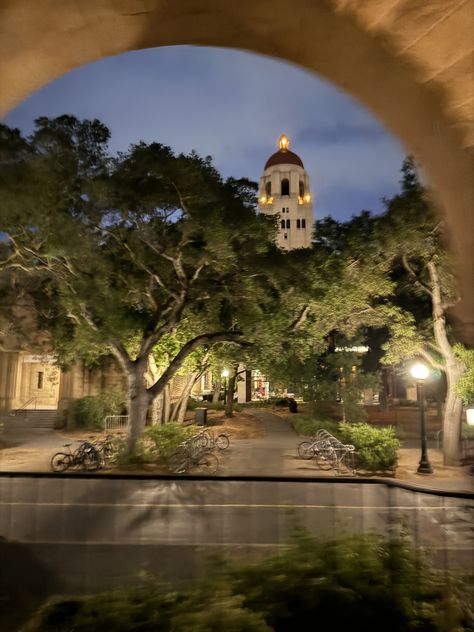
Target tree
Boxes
[0,116,281,452]
[376,158,467,464]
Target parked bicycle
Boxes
[50,440,101,472]
[297,429,357,475]
[88,434,117,467]
[194,429,230,451]
[168,437,219,474]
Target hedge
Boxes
[24,532,470,632]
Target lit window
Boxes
[37,371,44,389]
[302,219,306,228]
[281,178,289,196]
[286,219,290,229]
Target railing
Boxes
[104,415,129,432]
[10,396,37,414]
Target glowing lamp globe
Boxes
[410,363,430,381]
[466,408,474,426]
[221,369,229,378]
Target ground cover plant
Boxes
[291,416,400,471]
[23,531,471,632]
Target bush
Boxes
[68,389,127,430]
[145,423,197,462]
[111,436,156,467]
[24,532,471,632]
[291,416,340,437]
[339,422,400,471]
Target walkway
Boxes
[219,409,355,479]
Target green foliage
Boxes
[454,344,474,406]
[111,436,156,467]
[145,422,197,461]
[291,415,339,437]
[339,422,400,471]
[291,417,400,471]
[68,389,126,429]
[229,530,470,632]
[24,533,471,632]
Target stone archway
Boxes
[1,0,472,341]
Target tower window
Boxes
[299,180,304,196]
[281,178,289,196]
[284,233,288,239]
[286,219,290,229]
[296,219,301,229]
[37,371,44,389]
[265,181,271,196]
[302,219,306,228]
[281,219,285,229]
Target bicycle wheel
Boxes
[196,452,219,474]
[298,441,315,459]
[215,434,230,450]
[315,447,336,471]
[82,449,101,471]
[51,452,72,472]
[194,432,210,450]
[168,451,189,474]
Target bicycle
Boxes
[50,440,101,472]
[168,439,219,474]
[195,429,230,451]
[297,430,357,474]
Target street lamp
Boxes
[410,362,433,474]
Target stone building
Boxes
[258,134,314,250]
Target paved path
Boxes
[220,409,300,476]
[1,412,472,491]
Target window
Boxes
[37,371,44,389]
[299,180,304,197]
[265,181,271,196]
[281,178,289,196]
[302,219,306,228]
[281,219,285,229]
[296,219,301,229]
[286,219,290,229]
[284,233,288,239]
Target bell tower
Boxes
[258,134,314,250]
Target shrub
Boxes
[145,422,197,462]
[68,389,127,430]
[339,422,400,471]
[291,416,340,437]
[112,436,156,467]
[24,533,471,632]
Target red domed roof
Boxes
[264,148,304,170]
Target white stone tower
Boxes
[258,134,314,250]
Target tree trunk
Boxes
[174,372,198,424]
[442,364,464,465]
[161,383,171,424]
[427,262,465,465]
[225,365,239,417]
[127,368,151,453]
[212,380,221,403]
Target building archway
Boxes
[1,0,472,341]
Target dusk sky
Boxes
[4,45,406,222]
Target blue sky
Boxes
[4,46,406,222]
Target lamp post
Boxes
[410,363,433,474]
[221,369,229,404]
